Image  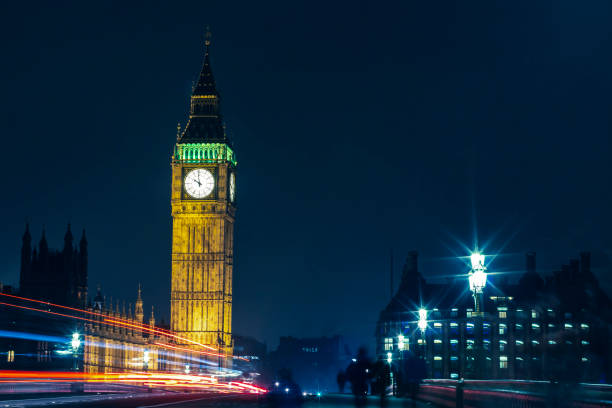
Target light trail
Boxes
[0,329,67,343]
[0,293,217,352]
[154,342,248,361]
[0,371,266,394]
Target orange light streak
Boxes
[0,371,266,394]
[0,293,217,352]
[153,342,248,361]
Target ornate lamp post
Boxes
[71,332,81,371]
[468,253,487,316]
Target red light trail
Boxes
[0,292,217,351]
[0,371,267,394]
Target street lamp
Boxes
[71,332,80,371]
[397,334,405,351]
[468,252,487,315]
[143,349,150,371]
[418,308,428,333]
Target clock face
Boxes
[184,168,214,198]
[229,172,236,202]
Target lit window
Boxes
[499,356,508,369]
[499,311,507,319]
[499,324,507,335]
[466,339,474,350]
[434,356,442,360]
[581,340,589,346]
[515,340,524,345]
[434,339,442,344]
[580,323,589,330]
[451,308,458,312]
[516,357,523,361]
[581,357,589,362]
[515,323,523,330]
[384,338,393,351]
[531,310,538,319]
[548,323,555,328]
[450,356,458,361]
[434,322,442,328]
[7,350,14,363]
[467,309,473,318]
[467,323,474,328]
[417,339,425,345]
[564,323,573,329]
[548,340,556,345]
[450,339,459,344]
[532,323,540,329]
[450,322,458,327]
[532,340,540,345]
[450,373,459,379]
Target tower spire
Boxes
[192,25,218,97]
[178,27,227,145]
[205,24,211,50]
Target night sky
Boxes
[1,1,611,352]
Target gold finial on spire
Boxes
[176,122,181,141]
[205,25,212,49]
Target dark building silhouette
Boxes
[266,336,347,394]
[19,224,88,308]
[376,251,612,382]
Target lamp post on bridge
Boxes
[468,253,487,379]
[468,253,487,316]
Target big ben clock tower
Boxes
[170,31,236,360]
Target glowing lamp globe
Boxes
[71,332,80,351]
[470,253,485,270]
[417,308,428,332]
[469,269,487,293]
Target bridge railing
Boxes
[417,379,612,408]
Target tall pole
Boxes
[390,249,394,301]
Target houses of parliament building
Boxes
[0,33,236,373]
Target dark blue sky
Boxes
[1,1,610,351]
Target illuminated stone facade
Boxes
[170,35,236,359]
[82,287,163,373]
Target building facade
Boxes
[170,32,236,360]
[376,251,612,382]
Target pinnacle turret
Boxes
[64,223,73,253]
[135,284,144,323]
